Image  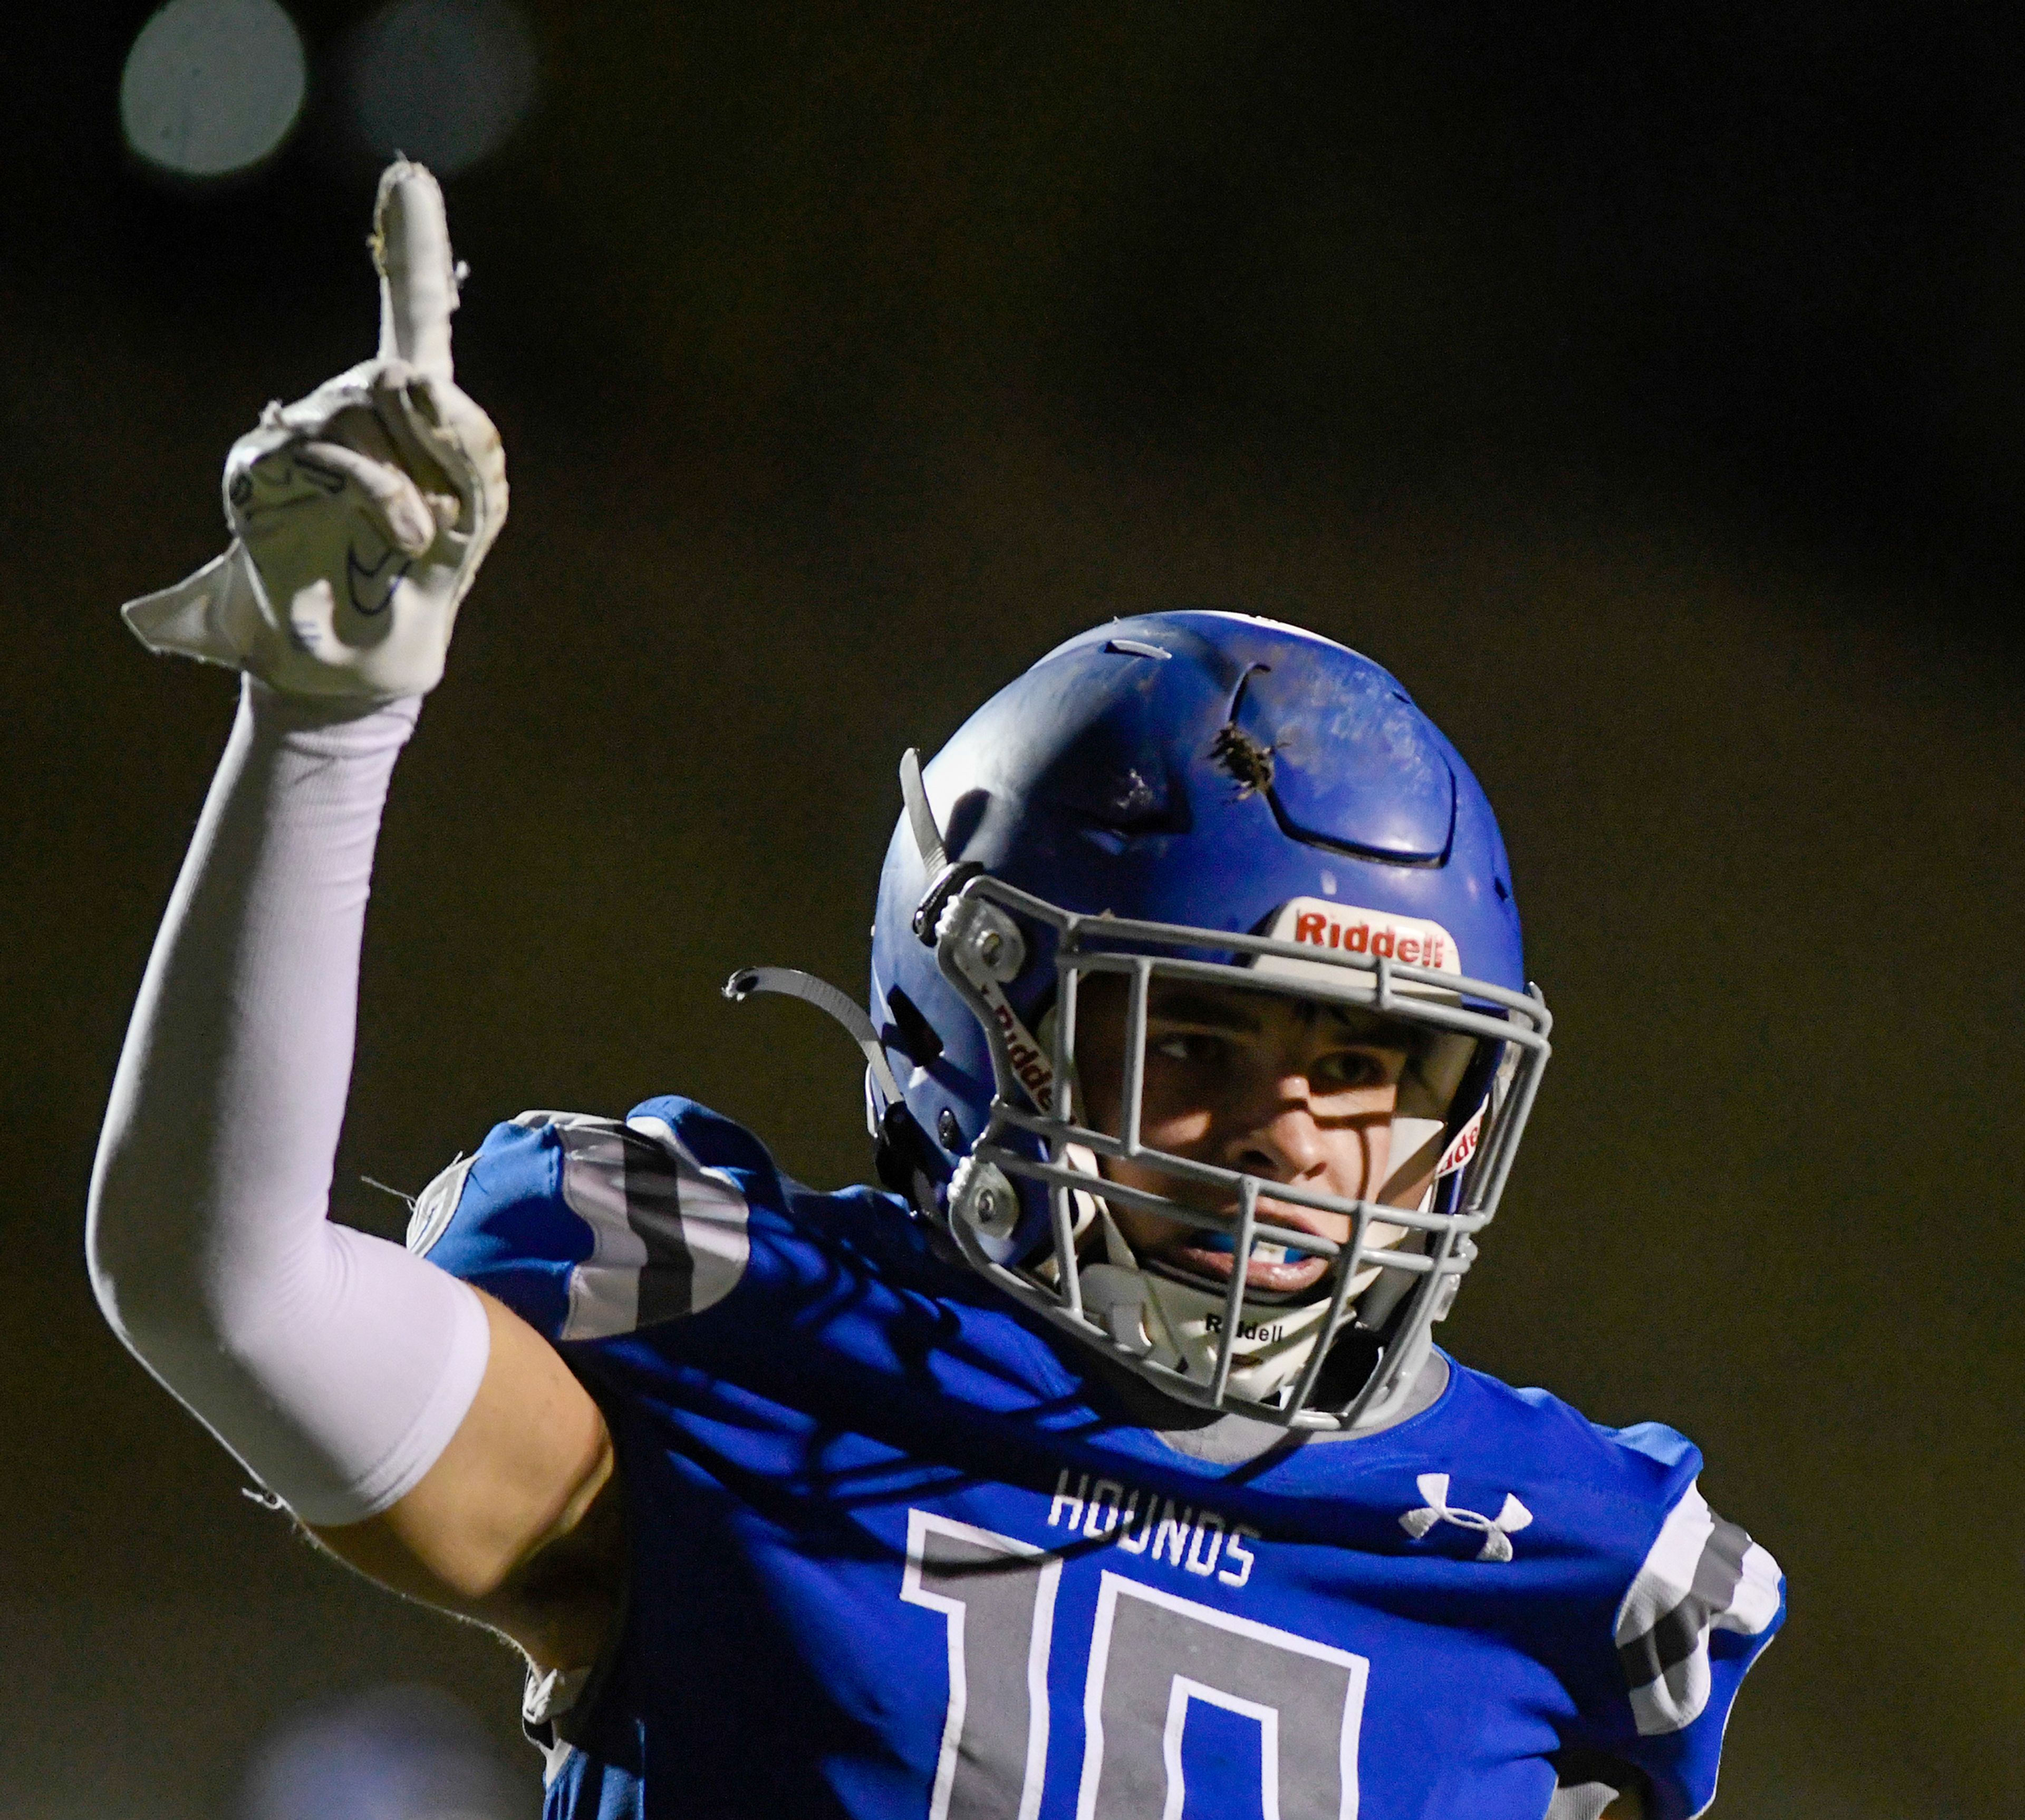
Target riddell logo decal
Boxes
[987,988,1054,1103]
[1204,1311,1288,1344]
[1436,1104,1483,1178]
[1264,898,1462,975]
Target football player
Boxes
[89,164,1782,1820]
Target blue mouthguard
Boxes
[1196,1231,1311,1260]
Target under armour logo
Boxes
[1399,1472,1534,1563]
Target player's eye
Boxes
[1312,1048,1396,1091]
[1151,1031,1226,1066]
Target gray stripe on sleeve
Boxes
[539,1111,753,1338]
[1617,1517,1753,1693]
[619,1126,696,1325]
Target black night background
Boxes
[3,5,2020,1813]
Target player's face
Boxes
[1075,977,1435,1297]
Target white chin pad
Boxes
[1056,1127,1403,1407]
[1076,1197,1345,1402]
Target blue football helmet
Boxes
[732,611,1550,1429]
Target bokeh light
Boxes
[241,1684,519,1820]
[348,0,539,175]
[119,0,306,178]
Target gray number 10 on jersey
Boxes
[901,1509,1370,1820]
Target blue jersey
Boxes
[410,1099,1783,1820]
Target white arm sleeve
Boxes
[88,679,491,1527]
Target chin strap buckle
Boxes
[912,859,985,945]
[898,745,989,946]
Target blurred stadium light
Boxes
[346,0,538,175]
[119,0,306,177]
[240,1684,525,1820]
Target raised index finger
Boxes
[372,159,458,382]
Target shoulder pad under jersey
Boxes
[407,1099,757,1344]
[1551,1402,1786,1817]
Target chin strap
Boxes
[898,748,946,877]
[722,965,948,1214]
[723,966,903,1105]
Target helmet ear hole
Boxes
[885,986,943,1067]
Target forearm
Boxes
[88,679,490,1524]
[95,681,410,1291]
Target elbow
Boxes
[85,1138,141,1339]
[85,1128,202,1357]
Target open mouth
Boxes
[1161,1239,1332,1296]
[1139,1198,1414,1302]
[1154,1215,1335,1297]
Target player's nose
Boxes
[1224,1088,1332,1181]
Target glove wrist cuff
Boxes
[243,673,423,752]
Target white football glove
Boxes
[122,160,507,700]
